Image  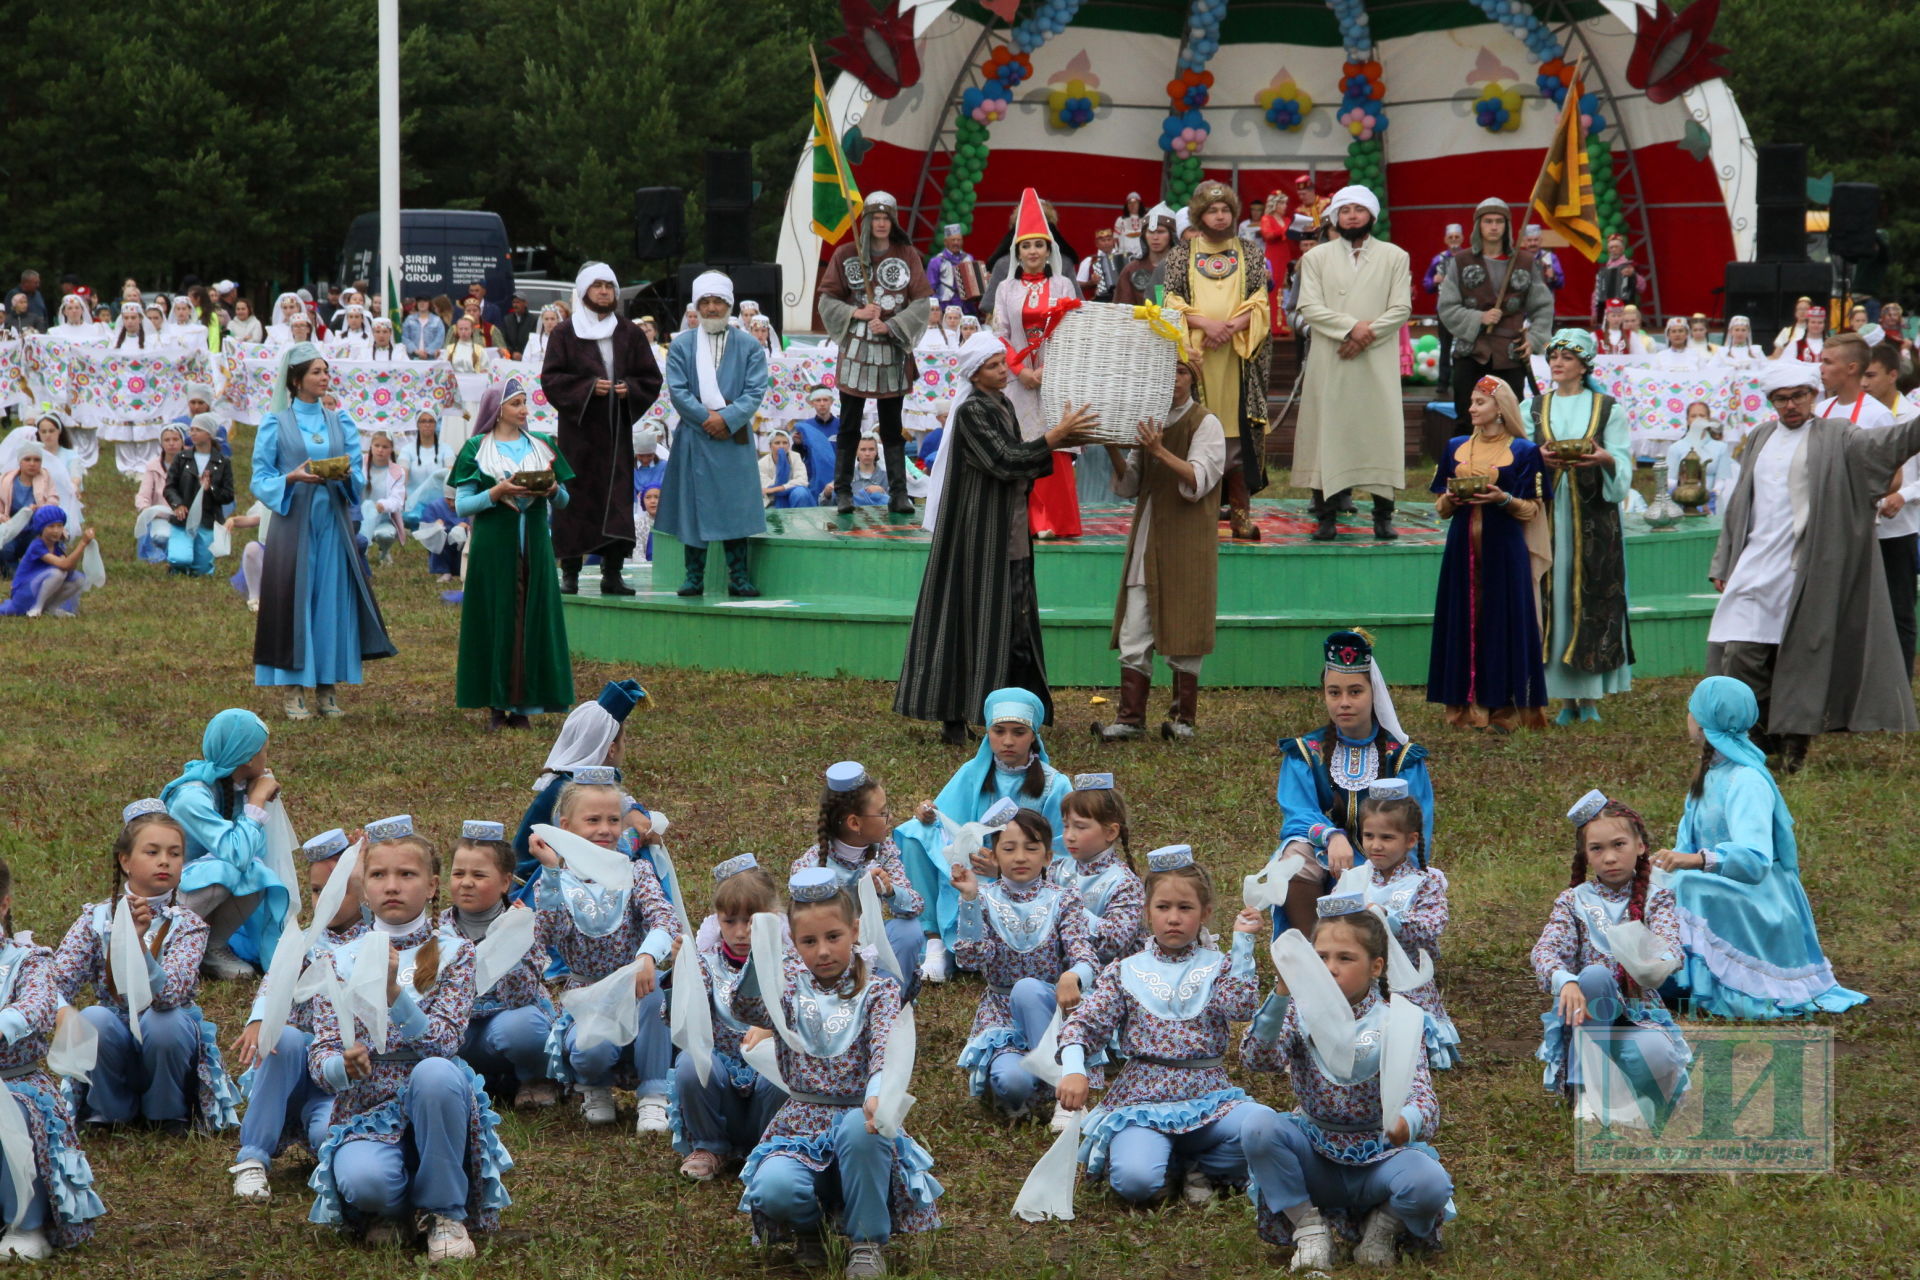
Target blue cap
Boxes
[303,828,350,862]
[981,798,1021,828]
[595,679,648,723]
[122,798,167,824]
[1072,773,1114,791]
[462,820,506,842]
[713,853,760,883]
[788,868,840,902]
[1567,789,1609,826]
[986,698,1038,727]
[365,814,415,842]
[572,765,622,786]
[825,761,868,793]
[1368,778,1410,802]
[1146,845,1194,872]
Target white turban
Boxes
[571,261,619,341]
[1329,184,1380,221]
[1760,361,1820,394]
[691,270,735,307]
[922,332,1010,533]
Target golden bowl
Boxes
[308,455,351,481]
[1546,437,1596,460]
[512,468,556,493]
[1447,475,1490,500]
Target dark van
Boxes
[339,210,514,305]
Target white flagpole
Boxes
[378,0,403,318]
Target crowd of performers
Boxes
[0,642,1863,1270]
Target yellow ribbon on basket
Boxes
[1131,304,1190,364]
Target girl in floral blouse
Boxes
[1048,773,1144,966]
[793,761,926,999]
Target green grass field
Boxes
[0,426,1913,1278]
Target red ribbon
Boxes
[1008,295,1082,373]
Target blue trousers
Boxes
[461,1006,552,1091]
[1107,1100,1274,1203]
[330,1058,472,1221]
[747,1109,893,1243]
[0,1093,48,1230]
[79,1004,200,1124]
[673,1052,785,1156]
[1241,1109,1452,1239]
[881,918,925,1003]
[1566,964,1688,1097]
[566,988,671,1095]
[985,977,1058,1112]
[769,487,816,509]
[236,1026,334,1166]
[895,827,962,952]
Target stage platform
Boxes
[563,502,1722,687]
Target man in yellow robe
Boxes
[1163,180,1272,540]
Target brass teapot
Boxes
[1671,448,1709,512]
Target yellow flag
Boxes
[810,49,863,244]
[1530,78,1604,263]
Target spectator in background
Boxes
[431,293,456,336]
[1422,223,1465,390]
[461,298,506,354]
[1590,232,1642,324]
[228,298,264,345]
[1521,224,1565,293]
[4,292,43,335]
[212,280,240,318]
[466,281,503,327]
[790,389,838,505]
[1076,227,1125,303]
[403,296,445,360]
[521,304,563,367]
[499,295,534,359]
[4,270,47,327]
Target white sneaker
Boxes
[1352,1206,1404,1268]
[919,937,950,984]
[247,597,260,612]
[229,1159,270,1202]
[0,1228,51,1261]
[201,941,257,981]
[1288,1206,1336,1273]
[845,1241,887,1278]
[1049,1103,1078,1133]
[1182,1166,1216,1206]
[579,1085,617,1125]
[423,1214,475,1263]
[634,1094,670,1134]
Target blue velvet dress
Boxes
[1426,435,1548,720]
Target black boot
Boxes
[560,556,582,594]
[882,439,915,515]
[1372,495,1399,540]
[1311,492,1338,542]
[834,438,856,514]
[676,546,706,597]
[600,555,637,596]
[724,539,760,598]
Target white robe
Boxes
[1293,236,1412,497]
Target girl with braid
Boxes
[793,762,926,1000]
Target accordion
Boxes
[957,259,987,301]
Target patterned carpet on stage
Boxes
[773,500,1448,547]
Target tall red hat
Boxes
[1012,187,1053,249]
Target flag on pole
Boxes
[1529,74,1604,262]
[810,48,863,244]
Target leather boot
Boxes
[1372,495,1398,540]
[724,539,760,598]
[560,556,582,594]
[1093,668,1151,741]
[834,437,856,514]
[1162,670,1199,741]
[1311,491,1338,542]
[1226,469,1261,541]
[676,545,705,597]
[600,554,637,596]
[882,439,915,514]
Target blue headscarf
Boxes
[933,686,1052,818]
[160,708,270,805]
[28,505,67,536]
[1686,676,1798,871]
[271,341,325,418]
[1545,328,1608,395]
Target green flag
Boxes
[810,49,862,244]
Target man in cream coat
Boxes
[1293,186,1412,541]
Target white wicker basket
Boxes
[1039,301,1180,445]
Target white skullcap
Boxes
[1328,185,1380,221]
[1760,361,1820,394]
[690,270,735,306]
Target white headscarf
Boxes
[535,701,623,789]
[571,262,619,340]
[266,292,307,345]
[1328,184,1380,221]
[921,331,1009,532]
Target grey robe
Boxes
[1707,414,1920,734]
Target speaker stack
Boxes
[633,187,686,261]
[705,148,755,266]
[1724,143,1830,341]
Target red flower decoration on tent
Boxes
[826,0,922,100]
[1166,68,1214,109]
[1626,0,1729,105]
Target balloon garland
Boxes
[1327,0,1390,238]
[1162,0,1226,206]
[1463,0,1563,134]
[1256,76,1313,132]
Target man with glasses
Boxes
[1706,361,1920,772]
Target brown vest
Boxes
[1451,247,1540,369]
[1109,402,1222,657]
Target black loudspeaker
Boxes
[633,187,685,261]
[1723,262,1781,337]
[1778,261,1832,309]
[1755,204,1805,262]
[1755,143,1806,206]
[706,149,755,210]
[677,263,784,333]
[1828,182,1881,260]
[705,208,754,265]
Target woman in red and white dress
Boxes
[990,187,1083,539]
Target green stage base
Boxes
[564,501,1722,687]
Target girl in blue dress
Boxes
[895,686,1071,981]
[1426,375,1548,731]
[793,761,926,998]
[1649,677,1868,1019]
[249,342,396,721]
[1050,774,1144,966]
